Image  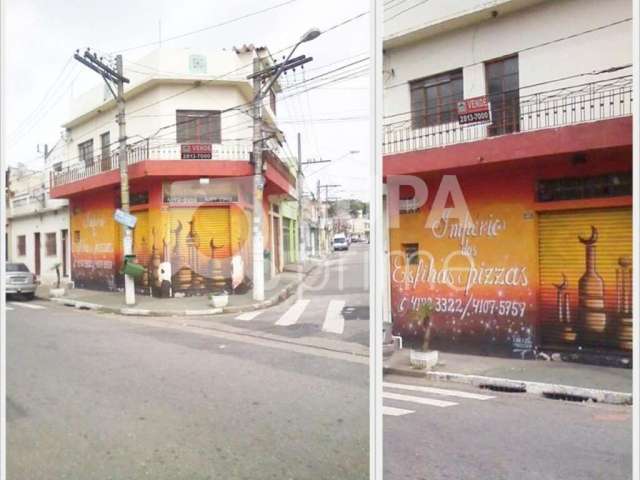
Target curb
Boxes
[384,364,632,405]
[49,263,317,317]
[426,371,632,405]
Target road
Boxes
[383,374,632,480]
[6,245,370,480]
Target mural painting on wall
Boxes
[128,204,252,298]
[389,175,537,356]
[71,207,119,290]
[538,208,632,351]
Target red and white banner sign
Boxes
[181,144,213,159]
[457,96,491,125]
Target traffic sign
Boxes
[114,209,137,229]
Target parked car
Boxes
[6,262,38,300]
[332,234,349,251]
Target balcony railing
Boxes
[383,75,633,155]
[51,140,254,188]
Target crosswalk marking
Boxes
[383,406,415,416]
[383,391,458,408]
[383,382,495,400]
[235,310,264,321]
[9,302,45,310]
[275,299,310,326]
[322,300,345,334]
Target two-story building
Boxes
[383,0,633,357]
[50,46,298,295]
[6,140,71,286]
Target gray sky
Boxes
[5,0,370,200]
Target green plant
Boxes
[406,301,434,352]
[51,262,62,289]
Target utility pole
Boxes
[297,133,305,264]
[247,29,319,301]
[317,183,340,253]
[297,133,331,264]
[74,49,134,305]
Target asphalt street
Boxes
[6,245,370,480]
[383,374,633,480]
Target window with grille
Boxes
[176,110,221,144]
[17,235,26,256]
[486,55,520,136]
[78,139,94,167]
[409,69,463,129]
[45,232,57,256]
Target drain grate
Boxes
[479,384,527,393]
[542,392,593,402]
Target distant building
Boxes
[49,46,298,293]
[384,0,632,355]
[6,140,71,285]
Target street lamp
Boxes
[251,28,321,302]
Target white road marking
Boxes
[383,391,458,408]
[9,302,45,310]
[235,310,264,321]
[275,300,310,326]
[383,406,415,416]
[5,306,14,311]
[322,300,345,334]
[383,382,495,400]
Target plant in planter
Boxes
[208,288,229,308]
[405,301,438,370]
[49,263,65,297]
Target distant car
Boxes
[332,234,349,251]
[6,262,38,299]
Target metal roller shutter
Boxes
[538,207,632,351]
[169,206,231,292]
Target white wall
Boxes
[384,0,632,120]
[9,209,70,285]
[63,48,281,170]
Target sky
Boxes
[5,0,370,200]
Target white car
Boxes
[332,234,349,251]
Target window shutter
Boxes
[410,84,426,129]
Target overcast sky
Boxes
[5,0,370,200]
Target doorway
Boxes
[61,229,68,277]
[34,232,41,276]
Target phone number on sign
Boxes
[429,296,527,319]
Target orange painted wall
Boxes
[388,151,632,353]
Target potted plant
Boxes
[49,263,65,298]
[209,288,229,308]
[406,301,438,370]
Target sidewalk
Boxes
[385,348,632,404]
[46,259,321,317]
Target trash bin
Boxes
[120,255,145,279]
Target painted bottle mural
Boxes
[616,256,632,350]
[577,226,606,341]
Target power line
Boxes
[111,0,301,54]
[385,17,633,90]
[384,0,431,23]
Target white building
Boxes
[49,46,299,292]
[6,140,71,286]
[383,0,633,354]
[383,0,632,147]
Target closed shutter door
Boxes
[132,211,150,266]
[169,206,231,291]
[538,207,632,351]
